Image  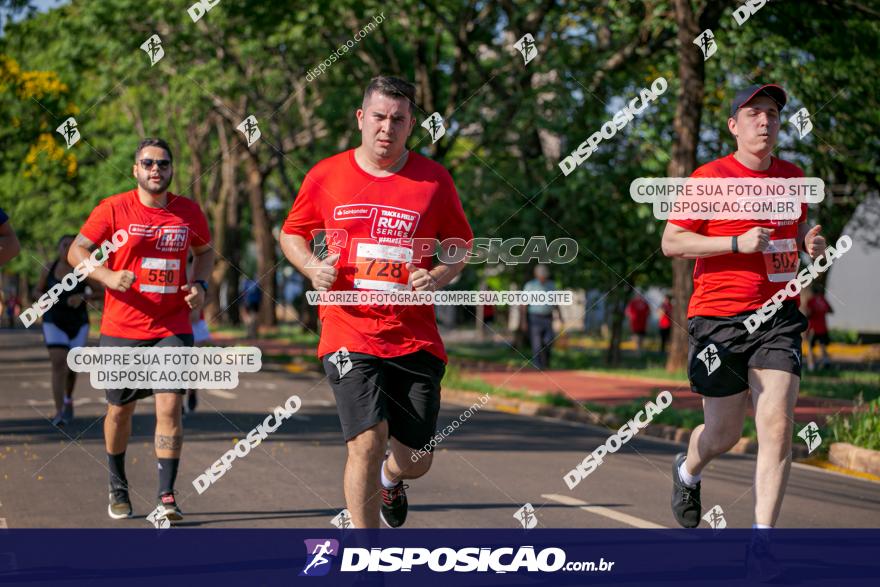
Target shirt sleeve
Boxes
[282,172,324,240]
[436,170,473,243]
[79,199,114,245]
[190,203,212,247]
[668,166,709,233]
[0,207,8,225]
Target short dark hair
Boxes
[363,76,416,115]
[135,138,173,163]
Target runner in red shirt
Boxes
[280,76,472,529]
[68,138,214,524]
[805,287,833,370]
[658,295,673,353]
[625,294,650,355]
[661,85,826,536]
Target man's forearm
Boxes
[191,249,215,283]
[662,232,734,259]
[68,244,113,285]
[279,233,314,275]
[0,234,20,265]
[429,260,465,289]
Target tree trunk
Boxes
[605,291,627,367]
[244,156,277,328]
[666,0,725,372]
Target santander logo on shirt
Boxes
[333,204,421,243]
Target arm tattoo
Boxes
[74,233,97,252]
[155,434,183,450]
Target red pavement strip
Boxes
[466,369,854,423]
[211,333,854,423]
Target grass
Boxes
[442,364,574,407]
[213,323,319,345]
[828,397,880,451]
[447,339,879,403]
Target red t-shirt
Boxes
[669,154,807,317]
[659,300,672,329]
[626,298,650,332]
[79,189,211,339]
[282,150,473,362]
[806,295,832,334]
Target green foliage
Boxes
[828,396,880,451]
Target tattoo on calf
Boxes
[155,434,183,450]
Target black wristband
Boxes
[195,279,209,294]
[731,235,739,254]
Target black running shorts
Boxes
[321,348,445,448]
[99,333,194,405]
[687,301,807,397]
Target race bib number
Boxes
[138,257,181,294]
[763,238,799,283]
[353,243,412,291]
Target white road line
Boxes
[542,493,667,529]
[0,518,7,528]
[26,397,101,407]
[206,389,237,399]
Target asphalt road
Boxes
[1,329,878,530]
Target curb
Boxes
[443,388,810,460]
[829,442,880,476]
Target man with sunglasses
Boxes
[69,138,214,524]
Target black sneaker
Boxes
[156,492,183,523]
[108,487,132,519]
[61,400,74,425]
[380,482,409,528]
[745,532,782,582]
[671,453,702,528]
[186,391,198,414]
[51,412,65,428]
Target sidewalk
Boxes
[462,366,855,423]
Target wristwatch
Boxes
[194,279,209,294]
[731,236,739,254]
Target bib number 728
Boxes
[353,243,412,291]
[365,259,405,279]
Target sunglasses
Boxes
[139,158,171,170]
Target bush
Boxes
[828,396,880,451]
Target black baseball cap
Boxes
[729,84,787,117]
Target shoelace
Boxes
[382,483,409,505]
[681,485,698,504]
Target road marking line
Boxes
[206,389,237,399]
[542,493,666,529]
[0,518,7,528]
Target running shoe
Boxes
[156,492,183,523]
[380,482,409,528]
[671,452,702,528]
[51,412,64,428]
[745,531,782,582]
[186,390,198,414]
[108,487,132,519]
[61,400,74,424]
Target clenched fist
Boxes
[804,224,826,259]
[738,227,774,254]
[306,253,340,291]
[105,270,136,292]
[406,263,437,291]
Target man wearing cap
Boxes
[661,84,826,531]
